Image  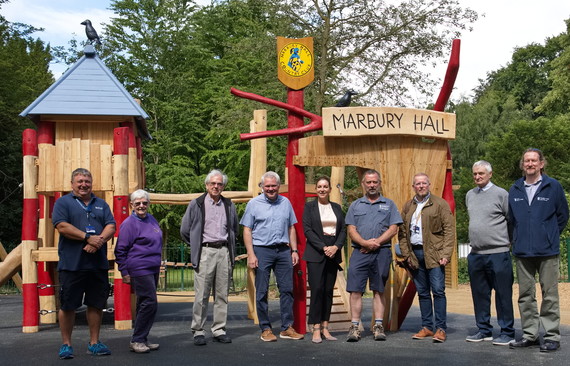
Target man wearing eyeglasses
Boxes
[180,169,238,346]
[52,168,116,359]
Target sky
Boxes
[2,0,570,100]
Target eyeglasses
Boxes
[133,201,149,206]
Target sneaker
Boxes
[280,326,304,340]
[59,344,74,359]
[87,341,111,356]
[466,332,493,343]
[261,329,277,342]
[433,328,447,343]
[412,327,434,339]
[372,323,386,341]
[492,335,514,346]
[129,342,150,353]
[347,324,361,342]
[145,341,160,350]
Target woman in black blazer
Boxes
[303,176,346,343]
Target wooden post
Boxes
[37,121,57,324]
[0,241,23,289]
[112,127,132,330]
[246,110,267,323]
[22,129,40,333]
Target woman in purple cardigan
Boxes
[115,189,163,354]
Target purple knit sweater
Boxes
[115,212,163,277]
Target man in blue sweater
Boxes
[508,149,569,352]
[465,161,514,346]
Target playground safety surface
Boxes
[1,294,569,366]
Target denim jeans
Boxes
[411,247,447,331]
[253,245,294,331]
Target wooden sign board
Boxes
[322,107,456,140]
[277,37,314,90]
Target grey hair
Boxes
[412,173,430,184]
[205,169,228,186]
[260,171,281,186]
[361,169,381,182]
[472,160,492,173]
[130,189,150,202]
[71,168,92,181]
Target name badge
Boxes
[85,225,96,234]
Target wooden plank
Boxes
[55,142,65,191]
[91,143,101,191]
[71,138,81,172]
[322,106,456,139]
[80,139,91,172]
[100,145,113,191]
[37,145,48,192]
[62,141,72,190]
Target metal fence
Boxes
[158,241,261,294]
[456,239,570,283]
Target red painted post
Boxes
[286,89,307,334]
[22,129,40,332]
[112,127,132,329]
[37,121,57,324]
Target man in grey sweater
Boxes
[465,160,515,346]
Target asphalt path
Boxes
[1,294,569,366]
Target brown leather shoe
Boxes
[412,327,434,339]
[433,328,447,343]
[260,329,277,342]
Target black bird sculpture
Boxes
[81,19,102,45]
[335,89,358,107]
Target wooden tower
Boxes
[18,45,150,332]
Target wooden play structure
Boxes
[1,37,460,334]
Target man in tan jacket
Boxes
[398,173,455,343]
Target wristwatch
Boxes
[291,249,298,253]
[84,233,91,242]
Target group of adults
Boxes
[51,147,568,360]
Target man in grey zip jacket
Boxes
[180,170,238,346]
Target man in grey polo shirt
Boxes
[345,169,402,342]
[181,169,238,346]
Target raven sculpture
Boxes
[335,89,358,107]
[81,19,102,45]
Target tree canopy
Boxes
[0,2,53,249]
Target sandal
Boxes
[321,326,338,341]
[312,325,323,344]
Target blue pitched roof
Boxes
[20,45,151,139]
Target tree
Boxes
[536,19,570,117]
[0,2,53,248]
[272,0,478,110]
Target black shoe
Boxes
[194,335,207,346]
[509,338,540,349]
[213,334,232,344]
[540,340,560,352]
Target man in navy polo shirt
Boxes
[52,168,115,359]
[241,171,303,342]
[345,169,402,342]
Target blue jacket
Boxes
[508,175,569,257]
